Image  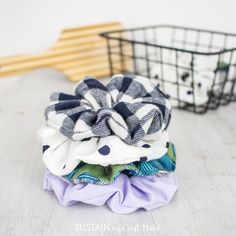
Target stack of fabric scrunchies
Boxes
[38,74,178,214]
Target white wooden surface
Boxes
[0,69,235,236]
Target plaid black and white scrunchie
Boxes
[45,74,171,145]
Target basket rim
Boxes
[100,24,236,56]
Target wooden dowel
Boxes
[53,35,108,49]
[0,49,109,74]
[64,59,121,75]
[53,54,120,70]
[63,21,121,33]
[59,24,122,40]
[0,39,117,65]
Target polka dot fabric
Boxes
[98,145,110,155]
[38,126,169,176]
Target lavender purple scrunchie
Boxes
[45,74,171,145]
[43,171,178,214]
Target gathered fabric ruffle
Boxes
[45,74,171,145]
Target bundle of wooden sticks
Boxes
[0,21,127,81]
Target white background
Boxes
[0,0,236,56]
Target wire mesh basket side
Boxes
[101,25,236,113]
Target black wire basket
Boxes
[100,25,236,114]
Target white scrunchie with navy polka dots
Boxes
[38,126,169,176]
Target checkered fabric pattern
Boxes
[45,74,172,145]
